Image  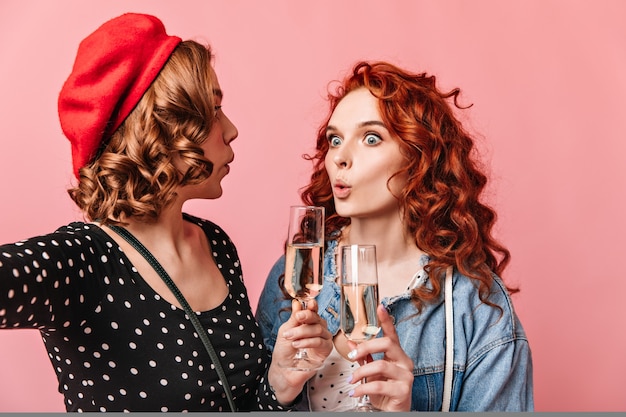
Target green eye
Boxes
[364,133,382,145]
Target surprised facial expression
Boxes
[324,88,408,220]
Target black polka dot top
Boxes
[0,213,288,412]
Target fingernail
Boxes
[348,389,354,397]
[346,375,353,384]
[283,330,293,339]
[347,349,357,360]
[296,311,306,320]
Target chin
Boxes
[202,185,223,200]
[333,202,355,218]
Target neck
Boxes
[115,202,191,256]
[343,215,421,266]
[341,214,426,298]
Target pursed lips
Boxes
[222,155,234,173]
[333,179,351,198]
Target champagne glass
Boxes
[280,205,325,371]
[340,244,381,412]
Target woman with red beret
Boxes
[0,13,331,412]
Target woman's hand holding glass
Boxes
[340,244,381,411]
[268,299,332,405]
[340,244,413,412]
[280,205,326,370]
[345,304,414,412]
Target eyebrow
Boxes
[213,89,223,99]
[325,120,387,134]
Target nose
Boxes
[221,112,238,144]
[332,143,351,169]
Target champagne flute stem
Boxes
[356,392,373,410]
[355,356,377,411]
[294,299,308,360]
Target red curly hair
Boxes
[301,61,515,310]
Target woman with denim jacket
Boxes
[256,61,533,411]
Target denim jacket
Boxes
[255,239,534,411]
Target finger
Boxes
[283,316,332,342]
[291,298,303,315]
[350,355,410,379]
[346,337,396,361]
[344,306,400,360]
[293,315,333,339]
[277,300,303,339]
[292,301,327,325]
[377,304,400,343]
[290,299,313,325]
[350,377,413,412]
[352,376,412,396]
[347,337,413,372]
[291,332,333,349]
[305,298,319,313]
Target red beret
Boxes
[58,13,182,178]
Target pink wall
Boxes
[1,0,624,412]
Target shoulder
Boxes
[0,222,118,279]
[56,221,102,238]
[183,213,233,244]
[5,221,110,252]
[452,271,520,326]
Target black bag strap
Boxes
[109,225,236,412]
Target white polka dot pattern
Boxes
[0,214,290,411]
[308,345,359,411]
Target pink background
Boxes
[1,0,624,412]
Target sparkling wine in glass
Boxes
[340,244,381,412]
[280,205,325,371]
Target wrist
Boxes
[267,363,306,406]
[269,382,301,408]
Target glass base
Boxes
[352,395,380,412]
[353,405,380,412]
[278,355,324,371]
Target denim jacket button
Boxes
[326,306,339,319]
